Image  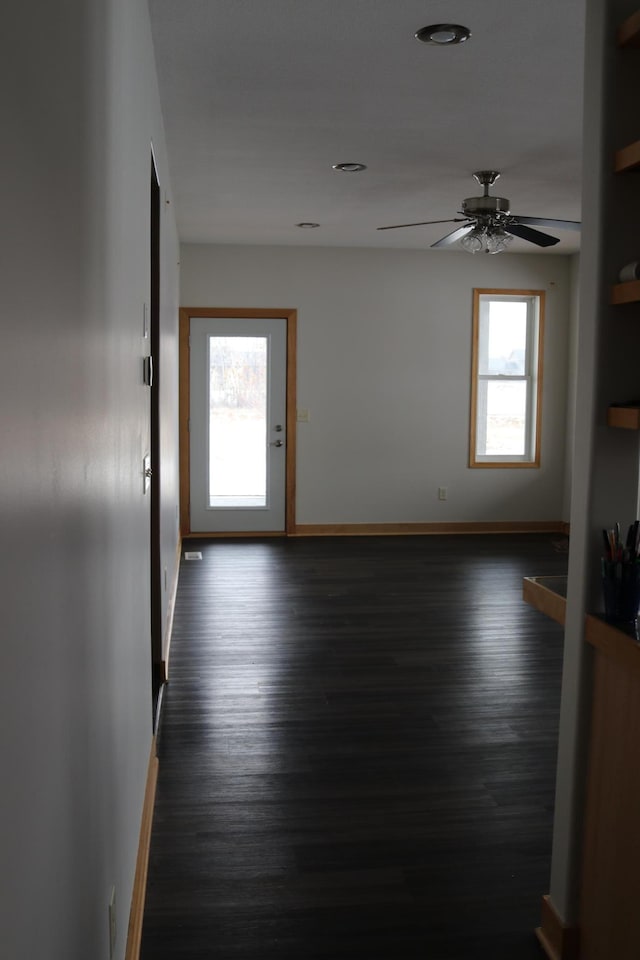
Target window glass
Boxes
[481,380,527,456]
[484,301,527,375]
[208,336,267,506]
[470,290,544,468]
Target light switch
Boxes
[297,409,310,422]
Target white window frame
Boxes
[470,288,544,468]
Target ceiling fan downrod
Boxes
[472,170,501,195]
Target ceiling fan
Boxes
[377,171,581,253]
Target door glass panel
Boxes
[478,379,527,455]
[208,335,267,507]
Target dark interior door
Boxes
[150,152,162,727]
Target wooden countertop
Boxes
[523,576,640,673]
[522,576,567,626]
[584,614,640,674]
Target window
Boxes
[470,288,544,468]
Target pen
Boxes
[626,523,635,551]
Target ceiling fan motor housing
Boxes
[461,195,511,219]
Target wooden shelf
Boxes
[611,279,640,304]
[607,406,640,429]
[617,9,640,47]
[614,139,640,172]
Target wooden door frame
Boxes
[179,307,297,537]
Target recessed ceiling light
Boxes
[296,222,320,228]
[332,162,367,173]
[415,23,471,45]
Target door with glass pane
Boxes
[189,316,287,532]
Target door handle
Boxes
[270,439,284,447]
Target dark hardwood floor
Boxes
[141,534,567,959]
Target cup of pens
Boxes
[602,521,640,624]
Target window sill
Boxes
[470,460,540,469]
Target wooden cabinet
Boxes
[580,616,640,960]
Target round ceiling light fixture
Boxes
[415,23,471,45]
[332,162,367,172]
[296,222,320,228]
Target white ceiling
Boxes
[148,0,585,254]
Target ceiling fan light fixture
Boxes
[415,23,471,46]
[460,224,514,254]
[332,162,367,173]
[485,229,513,255]
[460,228,485,254]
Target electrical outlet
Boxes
[108,886,117,960]
[438,486,448,501]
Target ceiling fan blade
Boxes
[512,215,581,232]
[431,224,475,248]
[503,223,560,247]
[377,217,468,231]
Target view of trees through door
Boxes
[208,335,268,508]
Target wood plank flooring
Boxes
[141,534,567,959]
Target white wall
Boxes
[182,243,573,525]
[563,253,581,521]
[0,1,180,958]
